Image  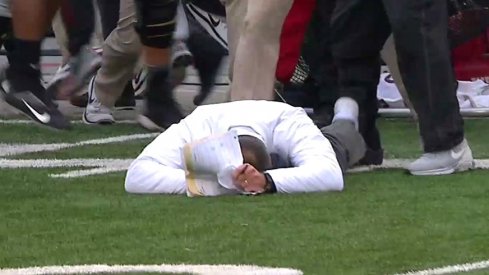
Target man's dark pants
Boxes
[330,0,465,153]
[303,0,383,155]
[97,0,121,39]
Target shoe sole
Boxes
[137,115,165,132]
[82,110,115,125]
[114,106,136,111]
[409,160,475,176]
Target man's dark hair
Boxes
[238,135,272,172]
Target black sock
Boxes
[6,38,42,92]
[145,66,175,103]
[8,38,41,75]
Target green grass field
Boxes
[1,119,489,275]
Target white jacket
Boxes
[125,100,343,195]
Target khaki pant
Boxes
[222,0,294,101]
[98,0,296,105]
[94,0,142,108]
[51,12,70,63]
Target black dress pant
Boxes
[304,0,382,152]
[61,0,95,56]
[97,0,120,39]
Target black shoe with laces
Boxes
[138,99,184,132]
[356,124,384,165]
[357,148,384,165]
[137,67,184,132]
[0,66,71,130]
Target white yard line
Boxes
[0,132,488,178]
[0,264,303,275]
[0,133,158,157]
[50,167,129,178]
[394,259,489,275]
[0,119,138,124]
[0,158,133,178]
[0,133,157,178]
[0,158,132,168]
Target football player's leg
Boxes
[134,0,183,131]
[2,0,71,130]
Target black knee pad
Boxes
[134,0,178,48]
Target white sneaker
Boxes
[407,139,474,176]
[82,76,115,125]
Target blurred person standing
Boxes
[130,0,190,131]
[330,0,474,175]
[301,0,412,165]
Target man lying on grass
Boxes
[125,99,366,196]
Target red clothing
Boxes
[452,29,489,81]
[275,0,316,83]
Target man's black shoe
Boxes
[138,99,184,132]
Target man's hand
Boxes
[232,164,266,193]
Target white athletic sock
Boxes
[332,97,359,129]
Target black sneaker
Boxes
[137,99,184,132]
[138,67,183,131]
[357,148,384,166]
[0,68,71,130]
[357,111,383,165]
[137,67,184,132]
